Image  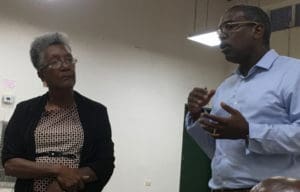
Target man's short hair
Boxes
[227,5,271,48]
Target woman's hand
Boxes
[47,180,64,192]
[56,166,85,191]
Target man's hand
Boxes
[199,102,249,139]
[56,166,85,192]
[187,87,215,120]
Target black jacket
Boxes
[1,91,115,191]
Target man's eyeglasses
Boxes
[217,21,260,35]
[43,57,77,70]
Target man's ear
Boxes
[253,24,264,40]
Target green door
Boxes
[179,106,211,192]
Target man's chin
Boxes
[224,55,240,64]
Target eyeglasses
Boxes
[43,57,77,70]
[217,21,260,35]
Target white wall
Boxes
[0,0,229,192]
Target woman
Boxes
[1,32,115,192]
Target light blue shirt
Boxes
[186,50,300,189]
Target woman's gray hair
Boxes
[30,32,71,70]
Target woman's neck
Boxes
[47,88,75,108]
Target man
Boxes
[250,176,300,192]
[186,5,300,192]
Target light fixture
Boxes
[187,31,220,47]
[187,0,220,47]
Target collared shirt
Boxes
[186,50,300,189]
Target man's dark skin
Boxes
[187,8,269,139]
[250,177,300,192]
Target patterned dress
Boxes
[33,104,84,192]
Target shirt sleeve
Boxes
[1,103,29,165]
[247,123,300,154]
[247,66,300,155]
[185,112,215,159]
[84,107,115,188]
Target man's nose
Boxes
[218,31,228,40]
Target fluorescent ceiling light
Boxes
[187,31,220,47]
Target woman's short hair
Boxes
[30,32,71,70]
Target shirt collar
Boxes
[234,49,279,77]
[255,49,279,70]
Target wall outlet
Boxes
[2,95,15,105]
[144,180,151,187]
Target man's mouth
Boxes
[220,43,231,53]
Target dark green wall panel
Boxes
[179,106,211,192]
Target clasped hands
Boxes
[47,166,89,192]
[188,87,249,139]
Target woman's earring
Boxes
[43,81,48,87]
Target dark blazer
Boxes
[1,91,115,192]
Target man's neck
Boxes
[239,47,269,76]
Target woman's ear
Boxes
[37,71,48,87]
[37,70,44,81]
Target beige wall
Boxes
[271,27,300,58]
